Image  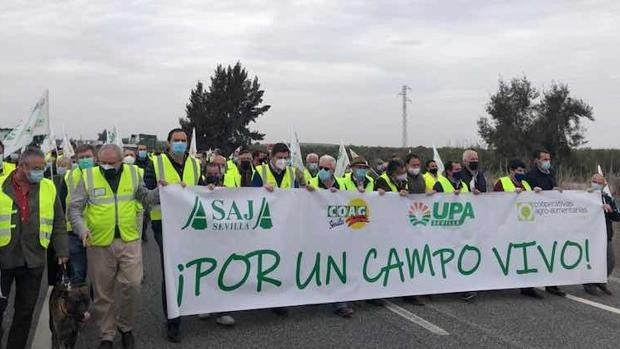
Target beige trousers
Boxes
[87,239,143,341]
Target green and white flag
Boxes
[288,129,304,172]
[3,89,50,156]
[334,141,350,177]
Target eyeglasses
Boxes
[319,166,332,171]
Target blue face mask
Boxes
[451,171,462,181]
[307,163,318,172]
[57,167,68,176]
[78,157,94,170]
[515,173,527,182]
[28,170,45,183]
[318,168,332,182]
[138,150,147,159]
[171,141,187,155]
[540,160,551,171]
[354,168,368,179]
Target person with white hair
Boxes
[308,154,353,318]
[70,143,160,349]
[308,155,343,191]
[304,153,319,184]
[461,149,486,193]
[584,173,620,296]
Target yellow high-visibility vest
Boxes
[498,176,532,192]
[303,168,317,185]
[341,173,374,192]
[0,175,55,248]
[378,173,408,192]
[0,162,16,177]
[150,154,201,220]
[254,164,295,189]
[436,175,470,193]
[423,172,437,193]
[82,165,141,246]
[308,176,344,189]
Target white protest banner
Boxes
[161,187,607,318]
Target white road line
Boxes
[384,300,449,336]
[565,294,620,315]
[31,286,53,349]
[609,276,620,284]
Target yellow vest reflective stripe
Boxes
[499,176,532,192]
[136,167,145,211]
[341,173,374,192]
[0,176,55,249]
[150,155,201,220]
[255,164,295,189]
[83,165,140,246]
[423,172,437,193]
[64,168,83,232]
[436,175,470,193]
[0,162,16,177]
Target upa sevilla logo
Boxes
[409,202,431,226]
[408,201,475,227]
[327,198,370,230]
[182,196,273,231]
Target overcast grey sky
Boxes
[1,0,619,148]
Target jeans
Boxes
[69,232,88,283]
[152,220,181,327]
[0,266,44,349]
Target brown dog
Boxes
[49,280,91,349]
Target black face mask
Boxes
[239,161,252,170]
[102,168,118,178]
[468,162,479,171]
[429,168,438,175]
[206,175,220,185]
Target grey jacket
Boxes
[0,172,68,269]
[69,166,160,239]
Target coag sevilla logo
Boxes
[327,198,370,230]
[409,202,431,226]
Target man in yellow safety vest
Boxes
[143,128,203,343]
[70,144,159,349]
[0,147,68,348]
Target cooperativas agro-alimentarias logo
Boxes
[516,200,587,221]
[327,198,370,229]
[182,196,273,231]
[409,201,475,227]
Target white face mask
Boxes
[275,158,287,170]
[396,174,408,182]
[100,164,116,171]
[123,156,135,165]
[408,168,421,176]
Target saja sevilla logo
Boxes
[182,196,273,231]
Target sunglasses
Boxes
[319,166,332,171]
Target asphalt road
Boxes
[17,229,620,349]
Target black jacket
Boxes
[602,194,620,241]
[461,168,487,192]
[526,167,557,190]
